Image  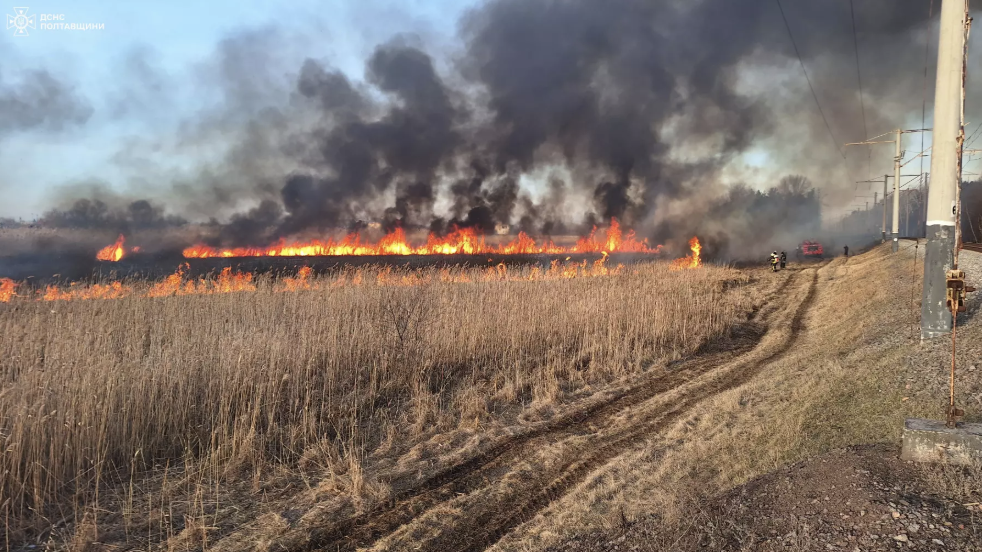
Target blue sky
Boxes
[0,0,478,219]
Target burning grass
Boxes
[0,257,749,546]
[95,235,126,262]
[3,237,700,304]
[1,254,635,303]
[89,218,663,261]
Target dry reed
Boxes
[0,261,753,544]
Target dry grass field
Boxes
[0,260,760,548]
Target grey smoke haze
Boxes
[0,68,92,137]
[0,53,91,200]
[36,0,954,255]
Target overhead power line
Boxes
[965,121,982,150]
[848,0,870,177]
[774,0,846,160]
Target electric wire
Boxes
[849,0,871,179]
[900,175,922,190]
[965,122,982,150]
[774,0,846,160]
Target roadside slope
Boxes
[519,243,982,551]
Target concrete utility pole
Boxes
[921,0,970,340]
[846,132,927,248]
[883,175,889,241]
[874,191,879,226]
[923,172,931,238]
[856,174,921,242]
[893,129,903,251]
[905,190,912,236]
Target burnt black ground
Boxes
[0,252,659,285]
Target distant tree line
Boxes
[832,178,982,243]
[837,182,928,240]
[720,175,821,235]
[40,199,187,231]
[728,174,822,236]
[674,175,822,259]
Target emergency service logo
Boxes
[6,7,35,36]
[5,7,103,35]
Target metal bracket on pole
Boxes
[945,269,974,314]
[945,269,975,427]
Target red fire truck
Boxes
[799,240,824,259]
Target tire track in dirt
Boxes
[465,268,820,551]
[291,270,803,552]
[305,349,759,551]
[370,268,819,552]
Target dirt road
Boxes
[284,266,820,552]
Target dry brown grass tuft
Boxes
[0,260,756,546]
[502,245,982,552]
[917,459,982,504]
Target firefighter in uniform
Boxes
[770,251,779,272]
[780,251,787,269]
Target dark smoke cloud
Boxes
[36,181,187,238]
[0,68,92,137]
[297,58,367,119]
[107,46,171,120]
[31,0,957,257]
[209,37,469,245]
[103,29,308,224]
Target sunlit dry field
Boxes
[0,259,759,546]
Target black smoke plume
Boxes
[33,0,953,258]
[0,69,92,137]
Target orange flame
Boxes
[147,263,190,297]
[689,237,701,268]
[182,218,662,259]
[147,265,255,297]
[670,237,702,270]
[42,281,133,302]
[96,235,126,262]
[0,278,16,302]
[1,254,638,304]
[282,266,313,292]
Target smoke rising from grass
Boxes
[33,0,950,257]
[0,70,92,137]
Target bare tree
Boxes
[776,175,813,196]
[376,283,436,375]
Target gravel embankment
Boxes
[901,248,982,420]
